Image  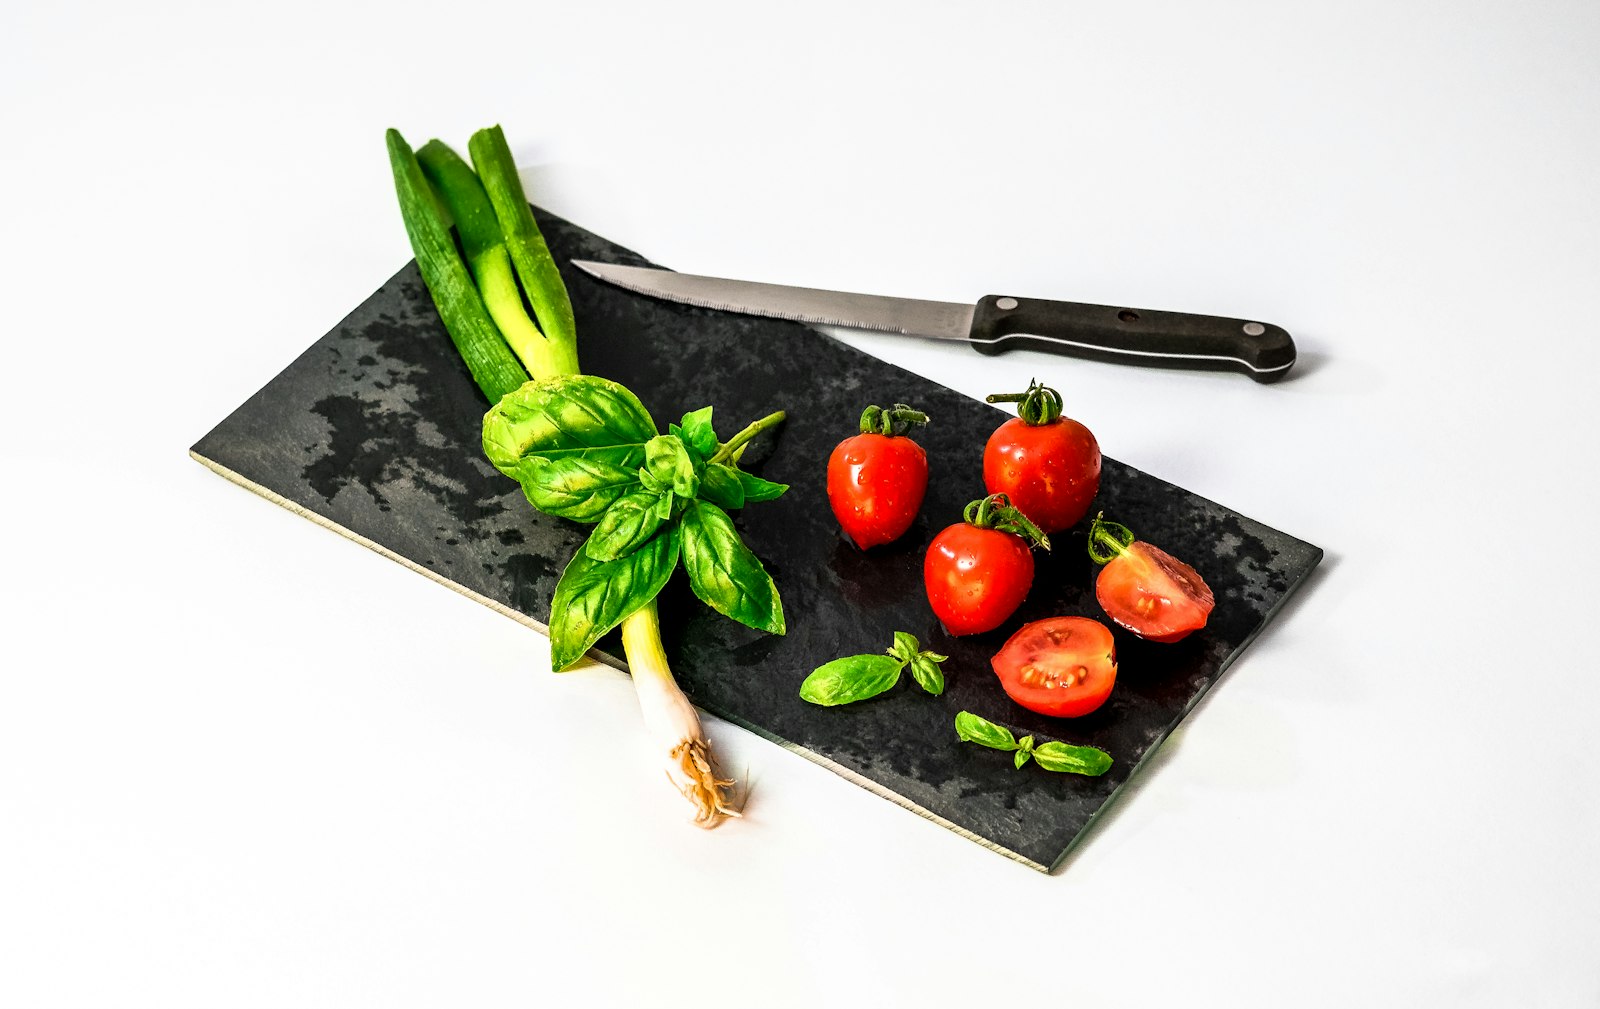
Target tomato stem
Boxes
[858,403,930,437]
[1087,511,1136,565]
[963,492,1051,551]
[985,379,1063,426]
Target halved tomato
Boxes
[1095,542,1215,643]
[990,617,1117,718]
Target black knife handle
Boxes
[968,295,1296,383]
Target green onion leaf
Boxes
[467,125,579,376]
[384,129,528,404]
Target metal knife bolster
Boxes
[968,295,1296,384]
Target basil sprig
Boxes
[483,375,789,669]
[799,632,949,706]
[954,712,1112,776]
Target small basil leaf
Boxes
[1017,735,1035,755]
[585,490,668,562]
[735,470,789,503]
[482,374,656,479]
[908,657,945,696]
[651,491,675,521]
[680,501,785,635]
[519,451,645,522]
[954,712,1018,751]
[798,654,903,706]
[699,464,746,510]
[890,631,920,664]
[677,406,718,461]
[548,524,680,670]
[643,435,699,499]
[1014,749,1032,770]
[1032,741,1114,776]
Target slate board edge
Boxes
[190,445,1055,871]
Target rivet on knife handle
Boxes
[967,295,1297,383]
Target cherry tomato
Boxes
[826,404,929,549]
[923,494,1050,635]
[983,380,1100,533]
[991,617,1117,718]
[1096,541,1215,643]
[1088,514,1214,643]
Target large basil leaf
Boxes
[586,489,668,562]
[548,524,680,670]
[1032,741,1113,776]
[954,711,1019,751]
[481,374,657,480]
[679,501,784,635]
[907,656,945,696]
[518,450,644,522]
[735,470,789,503]
[799,654,903,706]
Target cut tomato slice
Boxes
[1096,542,1215,643]
[990,617,1117,718]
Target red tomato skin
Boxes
[991,617,1118,718]
[1095,541,1215,643]
[826,433,928,549]
[982,417,1101,533]
[923,524,1035,635]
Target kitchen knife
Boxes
[571,260,1296,383]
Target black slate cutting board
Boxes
[191,208,1322,872]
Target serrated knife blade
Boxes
[571,261,975,341]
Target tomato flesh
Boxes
[826,433,928,549]
[982,416,1101,533]
[923,523,1034,635]
[991,617,1117,718]
[1095,541,1215,643]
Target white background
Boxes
[4,1,1598,1006]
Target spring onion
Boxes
[387,125,776,826]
